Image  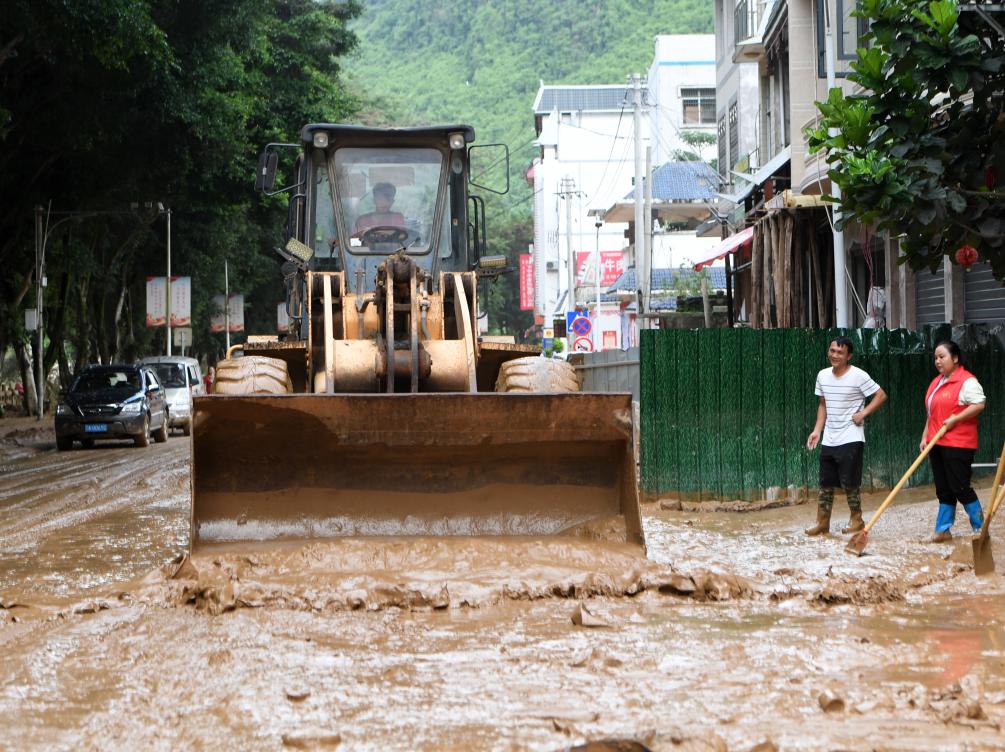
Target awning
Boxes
[716,145,791,206]
[692,226,754,270]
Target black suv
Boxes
[55,364,169,450]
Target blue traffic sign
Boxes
[570,316,592,337]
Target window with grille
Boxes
[717,114,728,176]
[728,101,739,171]
[682,88,717,125]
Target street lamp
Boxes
[159,203,172,356]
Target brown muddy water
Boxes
[1,418,1004,750]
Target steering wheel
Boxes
[359,225,420,248]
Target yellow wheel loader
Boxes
[190,124,643,554]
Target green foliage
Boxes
[0,0,360,381]
[807,0,1005,279]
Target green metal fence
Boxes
[640,326,1005,502]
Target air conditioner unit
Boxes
[546,261,557,271]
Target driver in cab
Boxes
[353,182,405,238]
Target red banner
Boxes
[519,254,534,311]
[576,251,625,287]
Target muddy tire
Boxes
[134,415,150,447]
[56,436,73,451]
[212,355,292,395]
[182,420,191,437]
[153,417,168,443]
[495,356,581,393]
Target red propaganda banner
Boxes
[576,251,625,288]
[519,254,534,310]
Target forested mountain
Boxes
[350,0,713,334]
[351,0,713,188]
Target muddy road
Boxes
[1,417,1004,751]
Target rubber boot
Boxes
[963,500,984,534]
[804,507,831,536]
[931,503,955,543]
[841,510,865,534]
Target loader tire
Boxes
[495,356,581,394]
[212,355,292,395]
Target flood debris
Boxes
[280,731,341,748]
[569,647,624,669]
[284,687,311,702]
[571,602,609,628]
[817,690,846,713]
[565,741,652,751]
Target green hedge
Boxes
[640,326,1005,502]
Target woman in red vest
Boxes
[922,340,987,542]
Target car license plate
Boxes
[84,424,108,433]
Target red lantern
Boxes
[955,245,979,269]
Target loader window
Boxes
[331,147,444,262]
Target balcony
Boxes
[733,0,770,63]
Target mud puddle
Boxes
[3,442,1005,749]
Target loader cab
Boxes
[298,125,485,292]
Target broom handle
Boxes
[983,473,1005,535]
[976,440,1005,537]
[863,425,949,534]
[990,439,1005,513]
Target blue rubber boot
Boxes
[932,503,956,542]
[963,500,984,533]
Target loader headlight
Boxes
[448,132,466,150]
[120,401,143,414]
[312,131,329,149]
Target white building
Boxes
[529,34,718,351]
[647,35,718,166]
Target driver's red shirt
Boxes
[354,211,405,236]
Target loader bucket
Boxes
[189,393,644,554]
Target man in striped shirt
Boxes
[805,336,888,536]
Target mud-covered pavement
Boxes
[1,418,1004,750]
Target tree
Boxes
[674,130,717,165]
[807,0,1005,280]
[0,0,361,395]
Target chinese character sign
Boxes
[211,294,244,333]
[146,277,166,327]
[170,276,191,327]
[228,294,244,332]
[519,254,534,311]
[576,251,625,288]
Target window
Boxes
[717,114,728,176]
[817,0,868,77]
[728,101,739,171]
[682,88,717,125]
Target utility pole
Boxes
[224,259,231,352]
[594,216,603,350]
[630,73,646,317]
[823,3,849,327]
[643,144,654,323]
[34,207,44,420]
[165,207,173,355]
[557,176,584,316]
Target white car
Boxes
[141,356,205,436]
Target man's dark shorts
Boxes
[819,441,864,488]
